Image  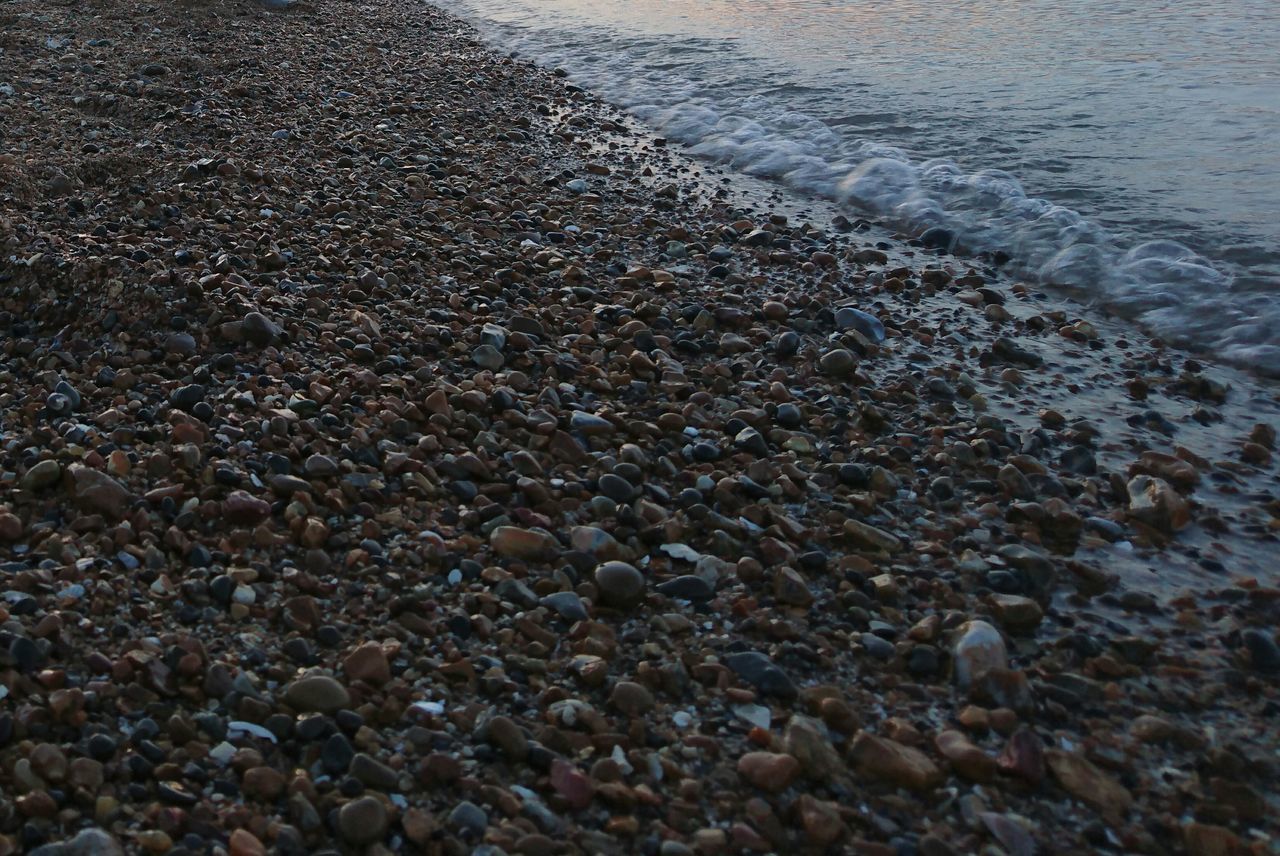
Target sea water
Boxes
[433,0,1280,374]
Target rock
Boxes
[952,620,1008,689]
[549,759,595,810]
[242,766,286,800]
[609,681,655,716]
[239,311,283,347]
[934,729,997,782]
[349,753,399,790]
[282,675,350,713]
[541,591,589,622]
[223,490,272,524]
[21,459,62,491]
[796,795,846,848]
[472,344,504,370]
[448,800,489,836]
[1045,750,1133,814]
[570,411,615,435]
[997,728,1045,784]
[736,752,800,792]
[338,795,388,845]
[843,518,902,553]
[29,828,124,856]
[1241,628,1280,671]
[228,830,267,856]
[725,650,797,699]
[819,348,857,377]
[849,732,943,792]
[1126,475,1191,533]
[784,715,842,781]
[834,306,885,342]
[996,544,1056,598]
[593,561,646,609]
[490,526,559,560]
[990,594,1043,633]
[343,642,391,686]
[486,715,529,760]
[68,465,132,518]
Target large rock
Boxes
[283,675,350,713]
[1046,750,1133,814]
[490,526,559,561]
[952,620,1007,689]
[593,561,646,609]
[849,732,943,792]
[68,465,132,519]
[1127,475,1191,533]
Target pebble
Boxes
[593,561,646,608]
[338,795,389,844]
[0,2,1273,852]
[282,675,350,713]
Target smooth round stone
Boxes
[447,800,488,836]
[593,561,646,609]
[597,473,634,503]
[819,348,857,377]
[834,306,886,342]
[471,344,504,371]
[338,795,388,845]
[282,675,350,713]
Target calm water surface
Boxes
[434,0,1280,372]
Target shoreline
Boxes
[2,0,1278,853]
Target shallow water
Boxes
[433,0,1280,373]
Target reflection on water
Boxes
[438,0,1280,372]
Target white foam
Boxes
[436,2,1280,375]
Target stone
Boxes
[343,642,391,686]
[338,795,388,845]
[990,594,1043,633]
[283,675,350,713]
[21,460,62,491]
[486,715,529,760]
[69,465,132,518]
[784,715,843,781]
[952,620,1007,689]
[737,752,800,792]
[242,766,286,800]
[1126,475,1191,533]
[843,518,902,553]
[834,306,885,342]
[934,729,997,782]
[550,759,595,809]
[819,348,857,377]
[448,801,489,836]
[848,732,943,792]
[223,490,272,524]
[239,311,283,347]
[593,561,646,609]
[725,650,797,699]
[1045,750,1133,814]
[490,526,559,561]
[609,681,655,716]
[349,753,399,790]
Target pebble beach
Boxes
[1,0,1278,854]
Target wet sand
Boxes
[0,0,1277,853]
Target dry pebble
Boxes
[0,0,1278,852]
